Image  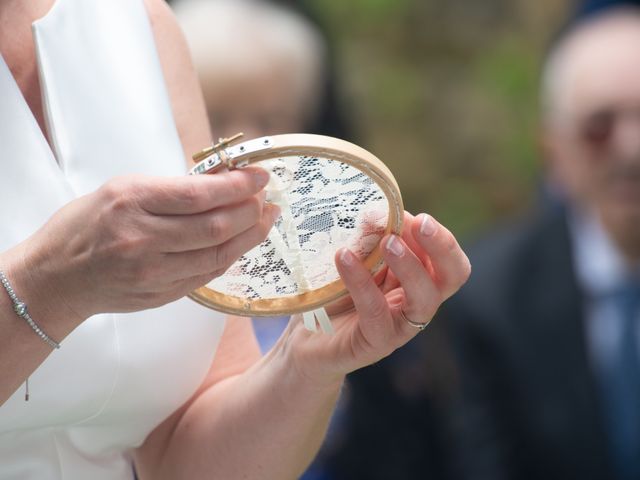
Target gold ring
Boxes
[399,308,430,332]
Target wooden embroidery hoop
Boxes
[188,133,404,317]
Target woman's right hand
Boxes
[16,167,277,326]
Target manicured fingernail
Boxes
[253,169,270,188]
[340,248,355,266]
[386,235,405,257]
[420,214,437,237]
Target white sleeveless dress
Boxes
[0,0,226,478]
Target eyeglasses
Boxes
[578,106,640,148]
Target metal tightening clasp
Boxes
[189,132,245,175]
[192,132,245,163]
[189,133,274,175]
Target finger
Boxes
[399,212,430,267]
[325,266,391,317]
[335,248,393,349]
[149,193,266,252]
[144,270,224,309]
[410,213,471,299]
[169,271,222,300]
[136,167,271,215]
[375,264,400,294]
[382,234,440,334]
[163,203,279,279]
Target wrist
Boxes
[3,242,85,343]
[0,270,61,349]
[265,323,346,396]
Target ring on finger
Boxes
[399,308,430,332]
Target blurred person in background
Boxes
[173,0,326,141]
[322,1,640,480]
[448,1,640,479]
[262,0,355,141]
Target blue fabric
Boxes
[574,0,640,20]
[252,316,290,353]
[598,281,640,480]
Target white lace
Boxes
[207,155,389,332]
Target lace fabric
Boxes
[207,155,389,302]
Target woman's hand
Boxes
[17,168,278,325]
[278,212,471,386]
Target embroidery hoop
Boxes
[187,133,404,321]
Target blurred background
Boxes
[304,0,572,236]
[172,0,573,239]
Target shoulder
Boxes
[140,0,192,84]
[140,0,192,85]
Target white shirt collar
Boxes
[568,208,635,296]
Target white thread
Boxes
[314,307,334,335]
[302,311,318,332]
[264,161,312,294]
[263,161,335,334]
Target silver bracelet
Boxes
[0,270,60,350]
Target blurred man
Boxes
[450,4,640,480]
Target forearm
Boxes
[137,340,343,480]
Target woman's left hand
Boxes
[279,212,471,386]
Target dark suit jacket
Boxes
[448,207,614,480]
[323,321,459,480]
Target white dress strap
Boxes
[0,55,74,249]
[32,0,187,195]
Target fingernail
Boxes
[253,169,270,188]
[340,248,355,266]
[420,214,437,237]
[386,235,405,257]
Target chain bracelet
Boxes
[0,270,61,350]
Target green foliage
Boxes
[310,0,411,26]
[306,0,570,238]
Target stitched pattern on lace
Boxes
[207,156,388,299]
